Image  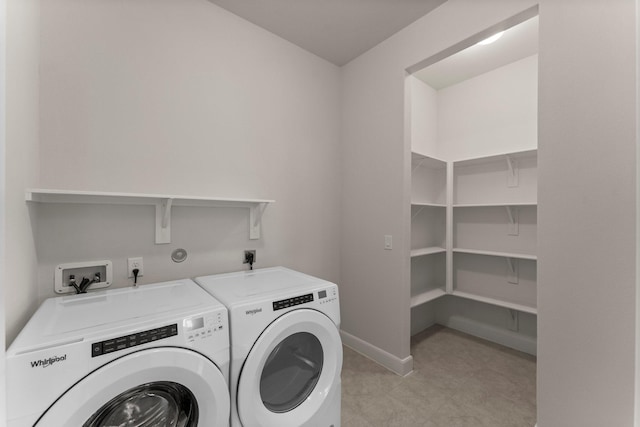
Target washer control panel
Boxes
[318,287,338,305]
[91,323,178,357]
[185,312,224,343]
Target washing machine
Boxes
[195,266,342,427]
[6,279,231,427]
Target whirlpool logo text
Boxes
[245,308,262,316]
[30,355,67,368]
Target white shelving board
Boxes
[411,247,446,258]
[453,202,537,208]
[411,151,447,168]
[410,288,446,308]
[26,189,275,244]
[453,149,538,206]
[452,248,537,261]
[411,152,447,206]
[453,148,537,166]
[412,202,447,208]
[452,290,537,315]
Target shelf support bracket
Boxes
[412,158,426,173]
[506,156,519,187]
[249,202,268,240]
[155,198,173,244]
[506,257,519,284]
[505,206,519,236]
[411,205,426,220]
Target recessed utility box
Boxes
[55,260,113,294]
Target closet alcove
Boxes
[406,13,539,356]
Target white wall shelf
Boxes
[453,202,536,208]
[453,149,538,167]
[411,151,447,168]
[26,189,275,244]
[453,149,537,206]
[411,152,447,206]
[451,290,537,315]
[410,288,446,308]
[412,202,447,208]
[411,247,446,258]
[453,248,537,261]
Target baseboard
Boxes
[438,315,537,356]
[340,329,413,376]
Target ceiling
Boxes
[207,0,447,66]
[414,16,539,90]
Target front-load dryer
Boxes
[6,279,230,427]
[195,267,342,427]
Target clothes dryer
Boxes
[195,267,342,427]
[6,279,230,427]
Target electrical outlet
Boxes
[243,250,256,264]
[128,257,144,278]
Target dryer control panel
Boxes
[273,293,313,311]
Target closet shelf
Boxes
[453,148,537,167]
[411,152,447,168]
[26,189,275,243]
[453,202,536,208]
[451,291,537,315]
[453,248,537,261]
[411,202,446,208]
[411,247,446,258]
[410,288,447,308]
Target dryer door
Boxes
[237,309,342,427]
[35,348,229,427]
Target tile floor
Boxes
[341,325,537,427]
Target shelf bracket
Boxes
[249,202,268,240]
[155,198,173,244]
[505,206,519,236]
[506,257,519,284]
[412,158,426,173]
[411,205,426,220]
[506,156,519,187]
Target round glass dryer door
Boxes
[260,332,323,413]
[237,309,342,427]
[34,348,229,427]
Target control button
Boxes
[92,343,103,357]
[103,344,116,354]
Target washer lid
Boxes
[195,267,335,307]
[8,279,224,353]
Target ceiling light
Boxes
[477,31,505,46]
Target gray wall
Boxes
[4,0,40,346]
[340,0,538,370]
[537,0,637,425]
[33,0,342,306]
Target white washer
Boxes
[195,267,342,427]
[6,279,230,427]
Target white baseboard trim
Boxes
[439,315,537,356]
[340,329,413,376]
